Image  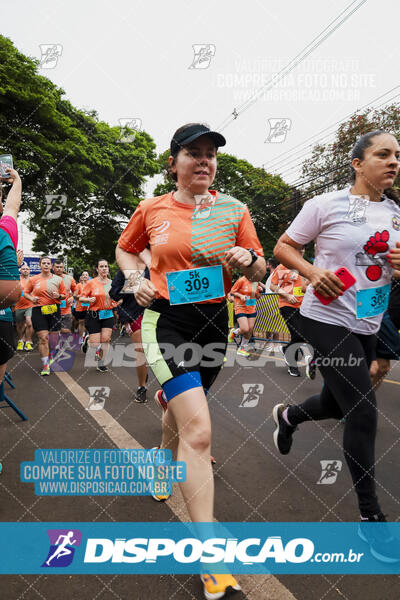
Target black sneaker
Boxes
[358,513,400,563]
[287,365,300,377]
[273,403,297,455]
[305,355,316,380]
[134,386,148,403]
[81,334,89,354]
[96,365,109,373]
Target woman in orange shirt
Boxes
[270,249,313,377]
[227,276,262,356]
[24,256,66,375]
[80,259,117,373]
[116,123,266,599]
[73,271,90,344]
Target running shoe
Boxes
[236,347,250,357]
[81,334,89,354]
[96,365,109,373]
[134,386,148,404]
[305,355,316,380]
[358,513,400,563]
[227,328,236,343]
[272,403,297,455]
[287,365,300,377]
[24,341,33,351]
[154,389,168,412]
[16,340,24,351]
[40,364,50,376]
[201,573,241,599]
[151,446,171,502]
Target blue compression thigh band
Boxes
[163,371,202,402]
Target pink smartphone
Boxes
[313,266,356,306]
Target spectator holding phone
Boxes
[0,167,22,308]
[272,131,400,560]
[0,166,22,383]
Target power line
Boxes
[216,0,368,132]
[262,85,400,173]
[264,91,400,183]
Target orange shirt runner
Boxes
[24,274,66,307]
[230,276,261,315]
[75,282,88,312]
[81,277,118,312]
[118,190,264,303]
[15,277,34,310]
[60,274,77,315]
[271,265,306,309]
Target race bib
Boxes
[81,302,90,308]
[166,265,224,305]
[245,298,257,307]
[98,309,113,320]
[41,304,57,315]
[60,300,66,308]
[356,284,390,319]
[293,286,304,297]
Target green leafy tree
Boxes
[154,149,290,257]
[0,35,160,264]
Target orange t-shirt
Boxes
[24,274,66,307]
[15,276,33,310]
[60,274,76,315]
[81,277,118,312]
[118,191,264,303]
[75,282,88,311]
[271,265,306,309]
[230,276,260,314]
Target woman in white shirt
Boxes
[272,131,400,560]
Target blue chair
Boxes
[0,371,27,421]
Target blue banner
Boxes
[0,522,399,574]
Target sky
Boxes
[6,0,400,253]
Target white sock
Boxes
[41,356,49,366]
[234,328,240,335]
[242,338,250,346]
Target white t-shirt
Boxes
[285,187,400,334]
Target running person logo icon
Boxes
[317,460,343,485]
[239,384,264,407]
[42,529,82,567]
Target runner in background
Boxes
[15,261,34,351]
[23,256,66,375]
[270,252,314,377]
[227,276,262,356]
[370,275,400,389]
[74,271,90,345]
[109,252,150,402]
[52,258,76,336]
[80,259,117,373]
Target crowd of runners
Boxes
[1,125,400,597]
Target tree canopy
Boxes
[0,35,160,271]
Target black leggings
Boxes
[279,306,306,363]
[287,315,379,517]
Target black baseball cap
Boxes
[170,124,226,156]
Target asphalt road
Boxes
[0,334,399,600]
